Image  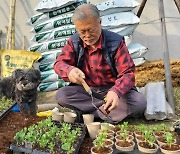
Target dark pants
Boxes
[56,85,147,122]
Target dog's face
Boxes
[13,69,41,91]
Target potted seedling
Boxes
[0,96,13,114]
[160,132,180,153]
[138,129,159,153]
[91,132,113,154]
[115,130,135,152]
[153,123,167,139]
[116,122,133,136]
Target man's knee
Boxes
[55,87,68,106]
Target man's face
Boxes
[74,17,102,48]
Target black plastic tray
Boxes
[0,102,16,121]
[10,121,86,154]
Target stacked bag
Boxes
[95,0,147,66]
[27,0,147,92]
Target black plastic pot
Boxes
[174,124,180,135]
[0,102,16,121]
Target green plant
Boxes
[0,96,12,112]
[153,123,167,132]
[118,121,128,132]
[163,132,175,148]
[93,132,107,151]
[120,130,128,141]
[143,130,155,147]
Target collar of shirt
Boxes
[83,35,102,54]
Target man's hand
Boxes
[103,91,119,112]
[68,68,85,84]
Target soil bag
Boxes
[132,57,146,66]
[0,50,42,77]
[128,42,148,59]
[96,0,139,16]
[35,0,86,13]
[28,38,67,52]
[31,25,76,43]
[28,1,85,25]
[41,70,60,83]
[138,82,175,120]
[108,24,138,36]
[38,80,69,92]
[31,13,73,33]
[101,12,140,28]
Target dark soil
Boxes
[0,111,93,154]
[161,144,180,151]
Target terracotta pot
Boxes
[160,144,180,154]
[82,114,94,124]
[135,135,145,143]
[138,141,159,153]
[116,130,133,136]
[104,139,114,148]
[154,131,165,139]
[87,122,101,139]
[52,112,64,122]
[91,146,113,154]
[63,112,77,123]
[115,140,135,152]
[156,136,176,146]
[101,123,115,131]
[115,135,134,142]
[134,130,142,137]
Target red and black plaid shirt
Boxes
[54,34,135,97]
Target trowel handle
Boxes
[81,79,92,95]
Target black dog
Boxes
[0,68,41,115]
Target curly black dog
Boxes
[0,68,41,116]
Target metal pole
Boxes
[137,0,147,18]
[158,0,175,113]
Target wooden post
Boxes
[7,0,16,50]
[174,0,180,13]
[5,26,9,49]
[137,0,147,18]
[158,0,175,114]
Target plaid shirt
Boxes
[54,34,135,97]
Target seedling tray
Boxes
[10,121,86,154]
[0,102,16,121]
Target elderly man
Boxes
[54,4,146,123]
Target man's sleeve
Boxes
[53,37,76,81]
[110,39,135,97]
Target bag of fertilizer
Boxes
[41,70,61,83]
[1,50,42,77]
[96,0,139,16]
[32,25,76,43]
[35,0,86,13]
[28,1,85,25]
[133,57,146,66]
[108,24,138,36]
[38,80,69,92]
[31,13,73,33]
[39,62,54,72]
[28,38,68,52]
[124,35,132,46]
[101,12,140,28]
[128,42,148,59]
[38,50,61,64]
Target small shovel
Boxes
[81,79,114,123]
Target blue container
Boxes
[12,103,28,112]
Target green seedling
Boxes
[163,132,175,148]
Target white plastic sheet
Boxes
[138,82,175,120]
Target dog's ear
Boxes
[12,69,23,79]
[32,69,41,83]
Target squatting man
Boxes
[54,4,147,122]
